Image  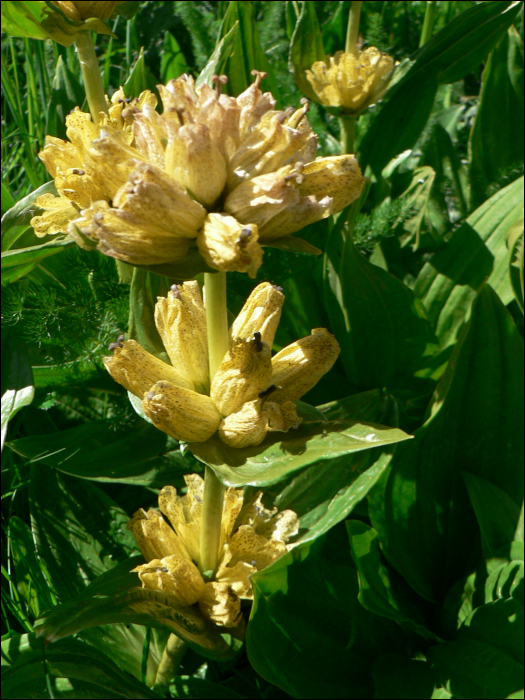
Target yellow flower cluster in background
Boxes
[306,47,396,115]
[31,72,365,277]
[127,473,299,627]
[104,281,340,447]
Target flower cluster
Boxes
[104,281,340,447]
[31,72,365,277]
[306,47,396,115]
[127,473,299,627]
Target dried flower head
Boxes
[127,474,299,627]
[103,281,340,447]
[31,73,365,277]
[306,47,396,115]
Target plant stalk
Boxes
[75,31,108,123]
[339,114,357,154]
[419,1,437,48]
[151,634,187,693]
[199,271,229,576]
[345,1,363,56]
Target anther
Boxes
[273,285,283,293]
[258,384,277,401]
[170,284,180,298]
[194,494,202,503]
[146,390,155,400]
[108,334,125,351]
[93,212,104,223]
[252,331,263,352]
[238,228,251,248]
[211,74,228,97]
[70,168,85,176]
[155,566,169,573]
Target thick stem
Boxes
[339,114,357,154]
[199,271,229,576]
[345,1,363,56]
[75,31,108,123]
[419,1,437,48]
[151,634,187,693]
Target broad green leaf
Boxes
[368,285,524,602]
[123,47,160,102]
[323,202,439,392]
[469,27,524,210]
[1,334,34,450]
[1,180,58,251]
[507,216,524,312]
[247,522,404,699]
[1,633,160,699]
[196,21,239,88]
[428,598,524,699]
[7,418,180,487]
[216,1,280,102]
[461,471,522,557]
[347,521,441,643]
[485,541,524,605]
[128,267,170,362]
[263,236,321,255]
[414,177,524,349]
[169,677,246,699]
[0,1,114,45]
[189,418,412,488]
[160,31,189,82]
[1,237,75,285]
[372,655,440,700]
[34,557,244,661]
[288,1,325,103]
[46,54,84,140]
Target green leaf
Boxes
[469,27,524,210]
[428,598,524,699]
[1,633,161,699]
[506,216,524,312]
[323,203,439,392]
[347,521,441,643]
[189,418,412,488]
[372,655,439,700]
[128,267,170,362]
[160,31,189,82]
[288,1,325,103]
[196,21,239,88]
[215,1,280,102]
[123,47,160,102]
[263,236,322,255]
[247,522,404,699]
[1,180,58,251]
[46,54,84,140]
[169,677,246,699]
[1,237,75,285]
[1,332,34,450]
[414,177,524,349]
[368,285,524,602]
[461,471,522,557]
[485,541,524,605]
[7,418,179,486]
[34,557,244,662]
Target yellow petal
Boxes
[197,213,263,278]
[158,480,202,568]
[228,524,287,570]
[198,581,242,627]
[103,338,193,398]
[298,155,364,213]
[218,400,269,448]
[30,194,79,237]
[154,282,209,393]
[264,400,302,432]
[270,328,340,403]
[211,335,273,417]
[143,380,221,442]
[216,556,256,599]
[126,508,191,561]
[230,282,284,348]
[132,554,205,606]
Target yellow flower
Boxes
[103,281,340,447]
[306,47,396,115]
[126,473,299,627]
[31,72,365,277]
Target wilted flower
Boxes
[31,72,365,277]
[50,1,126,22]
[127,473,299,627]
[104,281,340,447]
[306,47,396,115]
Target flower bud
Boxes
[126,508,191,561]
[155,282,209,393]
[50,1,126,22]
[132,554,205,607]
[218,400,269,448]
[306,48,396,115]
[298,155,364,212]
[165,122,227,209]
[270,328,340,403]
[230,282,285,348]
[198,582,242,627]
[103,339,193,398]
[143,380,221,442]
[158,480,203,567]
[211,334,273,416]
[197,213,263,278]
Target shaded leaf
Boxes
[1,180,58,251]
[196,22,239,88]
[1,333,34,450]
[288,1,325,103]
[372,655,439,700]
[160,31,189,83]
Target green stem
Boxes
[419,1,437,48]
[75,31,108,123]
[339,114,357,154]
[151,634,187,693]
[345,1,363,56]
[200,271,229,577]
